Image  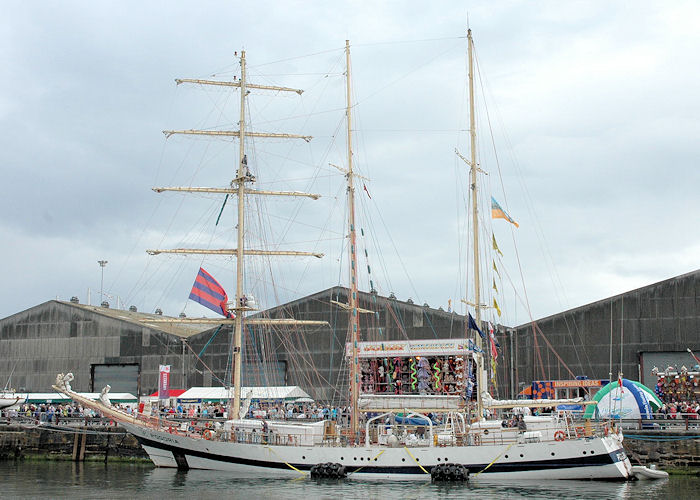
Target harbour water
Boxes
[2,461,698,499]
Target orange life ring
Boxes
[203,429,214,440]
[554,430,566,442]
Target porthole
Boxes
[551,452,555,456]
[302,456,305,459]
[360,457,364,461]
[519,454,523,458]
[445,458,448,461]
[402,458,406,462]
[353,457,357,460]
[590,450,595,454]
[340,457,344,460]
[504,455,509,459]
[374,458,378,461]
[416,458,420,462]
[583,451,587,455]
[437,458,441,461]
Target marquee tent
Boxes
[22,392,138,404]
[176,386,312,403]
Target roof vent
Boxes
[101,301,110,308]
[129,305,137,312]
[155,308,163,316]
[70,296,79,304]
[406,298,414,304]
[179,312,186,318]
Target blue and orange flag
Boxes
[491,197,519,227]
[189,267,233,318]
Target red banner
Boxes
[158,365,171,400]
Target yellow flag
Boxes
[490,358,498,390]
[493,298,502,317]
[492,278,498,293]
[492,233,503,256]
[493,261,500,278]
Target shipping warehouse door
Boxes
[91,363,139,394]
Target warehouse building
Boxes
[1,270,698,402]
[0,287,465,402]
[0,299,202,396]
[504,269,700,397]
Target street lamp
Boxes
[98,260,108,301]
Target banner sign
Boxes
[158,365,171,400]
[552,379,604,388]
[348,338,475,358]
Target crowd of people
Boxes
[0,399,357,426]
[245,401,352,424]
[1,402,104,423]
[657,402,700,419]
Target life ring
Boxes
[554,431,566,442]
[575,426,585,438]
[203,429,214,440]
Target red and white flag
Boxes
[489,322,499,361]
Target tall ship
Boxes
[54,32,632,481]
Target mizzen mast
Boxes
[467,29,488,419]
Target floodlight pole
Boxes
[98,260,108,302]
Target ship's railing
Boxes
[357,418,621,447]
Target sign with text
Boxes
[158,365,171,400]
[348,338,474,358]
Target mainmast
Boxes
[467,29,487,419]
[345,40,361,441]
[149,50,328,420]
[232,50,248,421]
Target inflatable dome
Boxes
[583,378,662,420]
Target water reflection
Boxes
[1,461,685,500]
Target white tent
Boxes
[177,386,312,402]
[24,392,138,404]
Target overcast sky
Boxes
[2,1,699,327]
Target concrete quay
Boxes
[623,429,700,472]
[0,423,147,462]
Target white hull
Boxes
[0,395,26,411]
[123,422,632,481]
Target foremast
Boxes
[148,50,326,421]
